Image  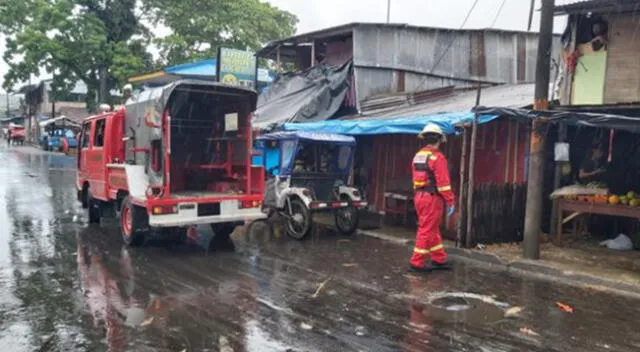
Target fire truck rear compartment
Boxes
[168,87,252,197]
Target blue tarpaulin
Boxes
[283,111,500,135]
[257,131,356,145]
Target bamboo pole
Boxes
[504,120,512,183]
[513,121,520,183]
[465,86,482,248]
[456,126,469,247]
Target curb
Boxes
[353,227,640,299]
[356,229,413,245]
[446,247,640,300]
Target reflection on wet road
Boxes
[1,145,640,352]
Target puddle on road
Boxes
[420,292,511,326]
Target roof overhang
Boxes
[554,0,640,15]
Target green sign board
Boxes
[216,48,258,89]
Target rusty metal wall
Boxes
[352,25,561,106]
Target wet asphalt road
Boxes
[1,145,640,352]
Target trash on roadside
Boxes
[555,301,574,313]
[219,336,233,352]
[300,322,313,330]
[599,233,633,250]
[519,327,539,336]
[312,277,331,298]
[476,243,486,250]
[140,316,154,327]
[504,306,524,318]
[342,263,357,267]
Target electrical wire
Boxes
[413,0,482,92]
[490,0,508,28]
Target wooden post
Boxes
[276,45,281,72]
[386,0,391,23]
[523,0,554,260]
[465,86,482,248]
[456,126,469,247]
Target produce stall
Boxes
[555,190,640,239]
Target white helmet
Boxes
[418,123,446,142]
[99,104,111,113]
[123,84,133,92]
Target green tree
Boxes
[0,0,153,110]
[142,0,298,65]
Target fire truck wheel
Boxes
[210,222,240,249]
[120,196,148,247]
[87,193,101,224]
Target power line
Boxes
[490,0,508,28]
[414,0,481,92]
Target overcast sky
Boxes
[0,0,572,93]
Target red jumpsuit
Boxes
[410,146,455,267]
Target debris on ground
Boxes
[219,336,234,352]
[300,322,313,330]
[342,263,357,267]
[311,278,331,298]
[504,306,524,318]
[140,316,154,327]
[519,327,539,336]
[555,301,574,313]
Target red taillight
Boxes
[240,200,262,209]
[152,205,177,215]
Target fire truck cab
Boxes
[76,80,265,246]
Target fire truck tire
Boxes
[210,222,240,249]
[88,194,101,224]
[120,196,148,247]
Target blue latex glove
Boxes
[447,205,455,217]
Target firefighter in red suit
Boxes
[409,124,455,273]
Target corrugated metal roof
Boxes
[257,22,549,58]
[361,83,535,120]
[554,0,640,14]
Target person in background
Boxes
[579,144,606,184]
[409,124,455,273]
[590,19,608,52]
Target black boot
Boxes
[408,265,431,274]
[429,261,452,270]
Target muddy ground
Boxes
[0,145,639,352]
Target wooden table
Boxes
[384,190,415,226]
[556,199,640,238]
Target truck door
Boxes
[87,118,107,200]
[77,122,91,186]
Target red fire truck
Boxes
[76,80,265,246]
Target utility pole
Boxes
[523,0,554,260]
[386,0,391,23]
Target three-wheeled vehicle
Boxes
[8,124,25,145]
[254,131,367,239]
[41,128,78,152]
[76,80,265,246]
